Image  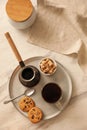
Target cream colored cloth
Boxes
[28,0,79,53]
[28,0,87,74]
[44,0,87,14]
[63,40,87,75]
[44,0,69,8]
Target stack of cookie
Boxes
[18,96,43,123]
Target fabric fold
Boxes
[28,0,79,53]
[27,0,87,74]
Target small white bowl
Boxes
[39,57,57,75]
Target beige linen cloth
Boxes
[44,0,87,15]
[28,0,79,54]
[28,0,87,74]
[44,0,87,73]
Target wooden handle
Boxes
[5,32,23,63]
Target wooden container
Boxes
[6,0,36,29]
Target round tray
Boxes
[9,56,72,120]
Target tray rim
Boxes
[9,56,72,120]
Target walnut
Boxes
[40,58,57,74]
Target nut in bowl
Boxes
[39,57,57,75]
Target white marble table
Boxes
[1,0,87,130]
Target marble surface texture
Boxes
[0,0,87,130]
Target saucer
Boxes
[9,56,72,120]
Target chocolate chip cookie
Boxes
[18,96,35,112]
[28,107,43,123]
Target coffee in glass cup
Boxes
[42,83,62,103]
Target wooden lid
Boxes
[6,0,33,22]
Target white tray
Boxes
[9,56,72,120]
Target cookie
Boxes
[28,107,43,123]
[18,96,35,112]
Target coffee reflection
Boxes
[42,83,62,103]
[22,68,34,80]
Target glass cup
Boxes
[42,82,62,103]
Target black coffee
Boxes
[42,83,62,103]
[22,68,34,80]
